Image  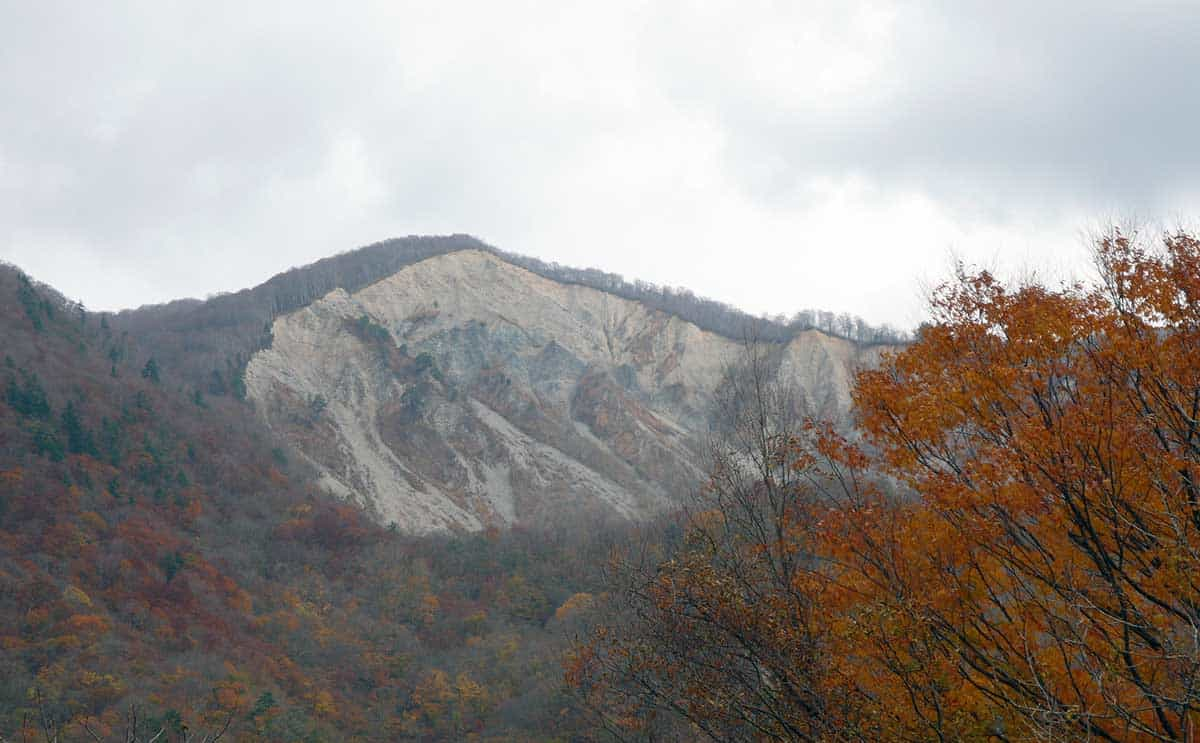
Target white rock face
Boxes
[245,250,888,533]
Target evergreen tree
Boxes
[61,401,97,456]
[141,357,160,384]
[5,370,51,419]
[208,369,227,396]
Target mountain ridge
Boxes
[111,235,908,394]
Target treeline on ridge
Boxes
[110,235,909,388]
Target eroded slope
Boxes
[246,250,885,532]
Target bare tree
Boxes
[568,337,876,741]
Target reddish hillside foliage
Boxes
[0,264,618,741]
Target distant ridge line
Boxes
[119,234,910,348]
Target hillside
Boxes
[0,262,622,740]
[0,240,900,739]
[246,249,892,532]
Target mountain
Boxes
[0,239,901,739]
[0,260,619,740]
[244,249,894,533]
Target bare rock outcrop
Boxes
[245,250,888,533]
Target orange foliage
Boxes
[839,232,1200,740]
[554,592,596,622]
[574,231,1200,741]
[313,689,337,718]
[63,613,110,636]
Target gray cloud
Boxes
[2,1,1197,325]
[660,1,1200,209]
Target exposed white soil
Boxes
[246,250,889,533]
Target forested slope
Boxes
[0,263,621,740]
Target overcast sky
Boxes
[3,2,1198,328]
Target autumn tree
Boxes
[572,230,1200,742]
[843,231,1200,740]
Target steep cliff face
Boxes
[245,250,888,533]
